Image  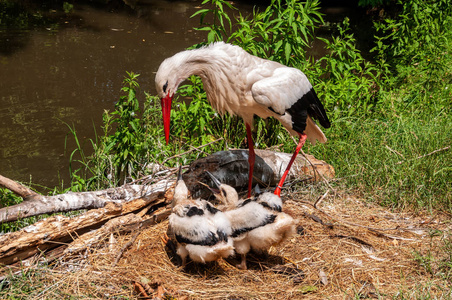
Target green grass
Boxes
[314,108,452,211]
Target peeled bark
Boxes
[254,149,335,182]
[64,207,171,255]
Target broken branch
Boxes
[0,174,38,199]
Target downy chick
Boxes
[168,168,234,267]
[206,171,297,270]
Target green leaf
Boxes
[191,9,210,18]
[284,42,291,64]
[207,30,217,43]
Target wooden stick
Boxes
[385,145,405,158]
[112,223,143,267]
[0,174,38,199]
[300,149,335,191]
[314,190,329,209]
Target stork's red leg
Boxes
[245,123,255,198]
[274,133,307,197]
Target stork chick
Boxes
[168,168,234,266]
[206,171,297,270]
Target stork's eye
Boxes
[163,81,168,93]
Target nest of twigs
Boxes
[9,190,452,299]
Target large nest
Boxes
[5,191,452,299]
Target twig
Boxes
[303,212,333,227]
[332,234,374,249]
[161,137,224,165]
[112,224,143,267]
[300,150,335,192]
[367,229,416,241]
[314,190,329,209]
[396,145,450,165]
[385,145,405,158]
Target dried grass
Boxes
[11,191,452,299]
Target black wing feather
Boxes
[286,88,331,134]
[176,231,219,246]
[231,214,277,238]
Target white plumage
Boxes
[156,42,331,197]
[207,171,297,269]
[168,169,234,266]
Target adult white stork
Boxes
[155,42,330,197]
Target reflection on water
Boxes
[0,0,217,189]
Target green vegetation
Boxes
[0,1,46,29]
[2,0,452,271]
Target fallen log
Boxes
[64,206,171,255]
[0,189,169,265]
[0,179,173,223]
[1,150,333,223]
[0,206,171,279]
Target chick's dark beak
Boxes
[161,93,173,144]
[205,171,222,194]
[176,166,183,182]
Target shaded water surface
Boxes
[0,0,255,189]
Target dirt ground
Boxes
[28,189,451,299]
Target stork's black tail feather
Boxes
[286,88,331,135]
[306,89,331,129]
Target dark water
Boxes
[0,0,362,191]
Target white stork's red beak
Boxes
[161,93,173,144]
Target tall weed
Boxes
[228,0,323,65]
[313,18,382,117]
[373,0,452,67]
